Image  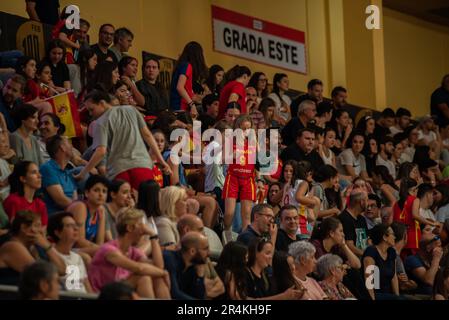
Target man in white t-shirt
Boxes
[48,212,92,293]
[417,115,437,145]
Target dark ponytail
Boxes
[373,165,398,190]
[225,65,251,84]
[310,217,341,240]
[398,178,417,210]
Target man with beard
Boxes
[237,203,277,246]
[338,191,369,258]
[275,205,302,252]
[331,86,348,110]
[163,232,211,299]
[376,135,396,178]
[0,75,26,132]
[390,108,412,135]
[91,24,116,64]
[290,79,323,118]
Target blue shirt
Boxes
[163,250,205,300]
[40,159,77,215]
[169,62,190,111]
[404,254,433,295]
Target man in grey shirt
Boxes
[75,90,171,190]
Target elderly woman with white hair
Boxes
[316,254,356,300]
[156,186,188,249]
[288,241,328,300]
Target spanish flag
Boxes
[45,91,82,138]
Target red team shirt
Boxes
[223,139,257,201]
[218,80,246,119]
[393,195,420,251]
[4,193,49,226]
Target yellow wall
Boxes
[0,0,336,97]
[2,0,448,116]
[383,8,449,117]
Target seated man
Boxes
[177,214,223,261]
[164,232,223,300]
[40,135,78,215]
[237,203,277,246]
[404,237,443,296]
[275,205,302,252]
[0,75,26,132]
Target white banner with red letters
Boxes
[211,5,307,74]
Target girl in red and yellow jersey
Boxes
[222,115,258,240]
[393,179,438,257]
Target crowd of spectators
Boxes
[0,1,449,300]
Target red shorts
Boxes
[222,174,256,201]
[115,167,154,190]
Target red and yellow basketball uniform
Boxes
[222,140,257,201]
[393,195,421,251]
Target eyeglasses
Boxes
[101,31,114,36]
[337,264,350,271]
[257,212,275,221]
[366,204,378,209]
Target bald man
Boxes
[338,191,369,257]
[163,232,210,299]
[177,215,204,238]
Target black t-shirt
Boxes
[338,210,368,252]
[27,0,60,26]
[275,229,302,252]
[237,225,266,246]
[362,246,397,294]
[45,59,69,87]
[198,113,217,134]
[244,268,272,298]
[135,79,169,116]
[281,117,305,146]
[91,44,116,64]
[280,144,324,172]
[431,87,449,124]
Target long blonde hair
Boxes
[159,186,187,222]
